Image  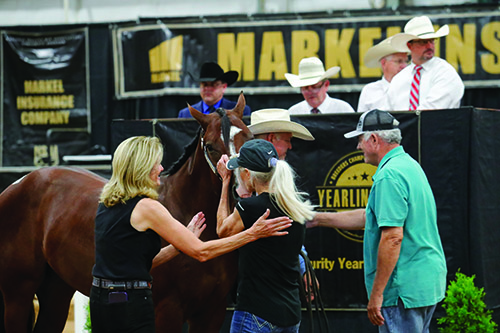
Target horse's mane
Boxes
[163,127,202,176]
[163,108,230,176]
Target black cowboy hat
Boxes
[191,62,239,86]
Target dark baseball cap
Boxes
[226,139,278,172]
[344,109,400,138]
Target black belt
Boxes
[92,276,152,290]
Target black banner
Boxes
[111,108,500,312]
[1,28,90,167]
[113,12,500,98]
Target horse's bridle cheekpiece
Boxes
[201,108,231,181]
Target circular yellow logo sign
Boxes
[316,151,377,242]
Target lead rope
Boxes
[299,250,331,333]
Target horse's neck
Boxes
[189,147,221,198]
[187,146,224,238]
[160,142,223,234]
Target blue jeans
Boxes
[230,310,300,333]
[379,298,437,333]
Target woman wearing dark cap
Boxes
[216,139,316,333]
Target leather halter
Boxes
[200,108,231,181]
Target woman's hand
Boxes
[217,155,232,183]
[187,212,206,238]
[249,209,292,239]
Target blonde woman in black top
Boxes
[90,136,292,332]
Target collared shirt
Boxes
[202,99,222,114]
[288,94,355,115]
[386,57,464,111]
[364,146,447,308]
[357,77,390,112]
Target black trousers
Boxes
[90,285,155,333]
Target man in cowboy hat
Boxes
[234,108,314,198]
[386,16,464,111]
[248,108,314,160]
[178,62,251,118]
[285,57,355,115]
[357,37,409,112]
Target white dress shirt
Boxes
[357,77,390,112]
[288,94,355,115]
[386,57,464,111]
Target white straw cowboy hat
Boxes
[364,37,410,68]
[284,57,340,88]
[390,16,449,49]
[248,109,315,141]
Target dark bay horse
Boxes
[0,94,252,332]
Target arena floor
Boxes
[63,305,75,333]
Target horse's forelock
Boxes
[216,108,231,149]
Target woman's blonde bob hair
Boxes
[100,136,163,207]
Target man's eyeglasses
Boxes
[388,58,410,65]
[300,81,326,92]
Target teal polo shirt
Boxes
[364,146,447,308]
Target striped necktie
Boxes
[311,108,320,114]
[409,65,423,111]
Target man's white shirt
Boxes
[386,57,464,111]
[288,94,355,115]
[357,77,390,112]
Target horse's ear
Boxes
[231,92,246,119]
[189,104,210,130]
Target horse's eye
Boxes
[205,144,214,153]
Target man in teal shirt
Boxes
[310,109,446,332]
[344,109,447,332]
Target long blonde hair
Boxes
[248,160,315,224]
[100,136,163,207]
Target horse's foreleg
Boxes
[33,270,75,333]
[1,285,37,333]
[154,299,185,333]
[187,298,228,333]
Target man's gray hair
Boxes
[363,128,402,144]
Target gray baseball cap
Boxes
[344,109,399,138]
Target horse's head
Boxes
[188,93,253,178]
[159,94,253,223]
